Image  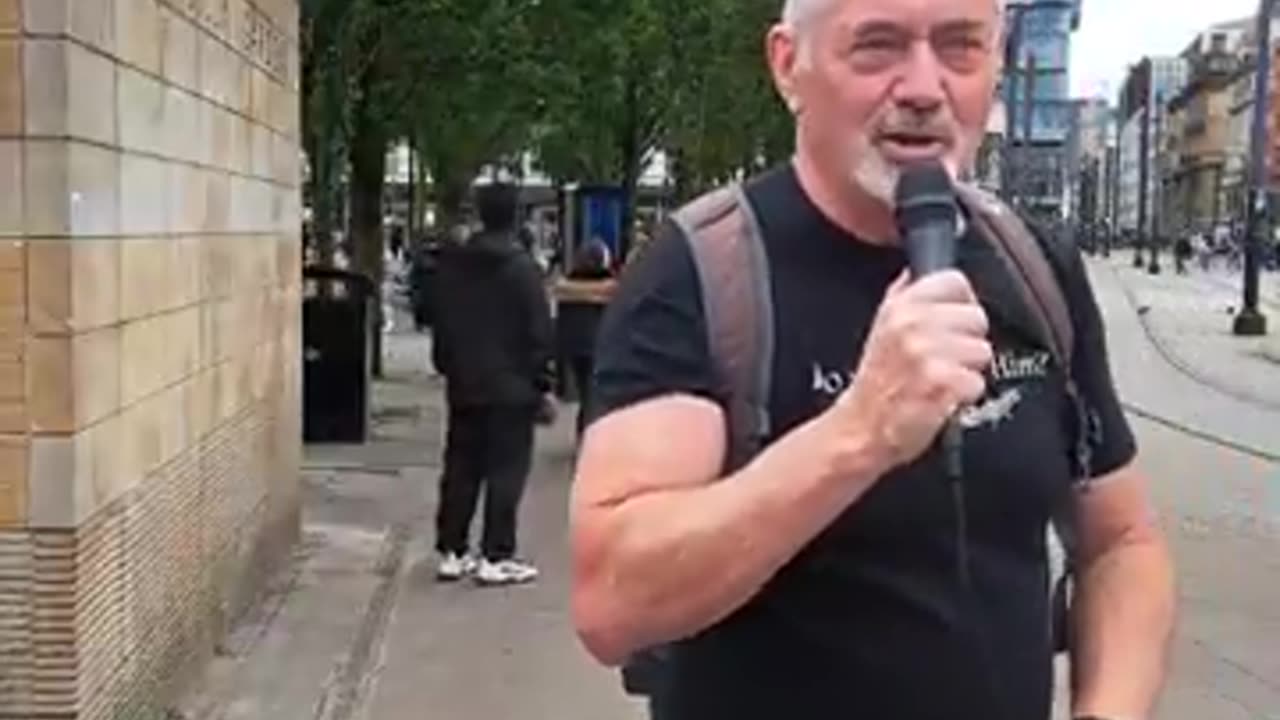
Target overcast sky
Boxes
[1071,0,1262,99]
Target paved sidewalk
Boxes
[1089,256,1280,413]
[175,330,643,720]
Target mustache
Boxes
[875,114,956,141]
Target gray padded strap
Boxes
[672,184,775,472]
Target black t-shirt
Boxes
[588,164,1136,720]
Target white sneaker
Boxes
[475,558,539,586]
[436,552,478,582]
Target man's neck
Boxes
[791,152,899,246]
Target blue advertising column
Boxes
[577,185,626,265]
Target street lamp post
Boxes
[1023,52,1037,214]
[1135,60,1152,269]
[1148,92,1165,275]
[1002,6,1027,206]
[1235,0,1273,336]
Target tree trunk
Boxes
[407,136,418,243]
[435,174,470,238]
[349,82,388,378]
[306,123,338,265]
[618,75,642,261]
[670,146,691,205]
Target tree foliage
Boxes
[301,0,794,245]
[530,0,790,187]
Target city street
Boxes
[175,268,1280,720]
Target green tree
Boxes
[531,0,792,250]
[394,0,550,230]
[661,0,793,201]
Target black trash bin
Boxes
[303,267,376,443]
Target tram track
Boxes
[1099,262,1280,463]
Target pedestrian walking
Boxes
[430,183,554,586]
[569,1,1175,719]
[1174,234,1191,275]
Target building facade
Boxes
[0,1,303,717]
[1066,97,1112,227]
[1116,57,1189,236]
[1224,17,1280,231]
[1002,0,1083,221]
[1165,19,1251,237]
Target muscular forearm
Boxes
[572,415,887,665]
[1071,534,1175,719]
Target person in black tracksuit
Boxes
[430,183,553,586]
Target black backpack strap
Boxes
[671,184,775,472]
[956,186,1091,484]
[956,185,1089,656]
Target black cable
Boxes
[944,421,970,587]
[950,478,971,588]
[945,431,1016,720]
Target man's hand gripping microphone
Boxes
[894,162,965,481]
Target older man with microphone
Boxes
[570,1,1175,719]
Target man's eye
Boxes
[936,37,988,68]
[852,38,901,52]
[938,36,985,52]
[847,37,907,71]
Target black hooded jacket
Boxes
[431,230,554,408]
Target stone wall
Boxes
[0,0,302,717]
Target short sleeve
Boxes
[584,221,717,426]
[1059,246,1138,478]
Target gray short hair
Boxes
[781,0,835,31]
[782,0,1006,31]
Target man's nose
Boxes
[892,42,946,112]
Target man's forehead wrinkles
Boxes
[831,15,996,39]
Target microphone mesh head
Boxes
[894,163,957,229]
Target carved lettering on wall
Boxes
[163,0,289,82]
[240,2,288,79]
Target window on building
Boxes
[1017,36,1069,70]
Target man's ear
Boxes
[766,24,804,116]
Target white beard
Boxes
[851,148,901,208]
[850,141,965,208]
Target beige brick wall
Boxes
[0,0,302,717]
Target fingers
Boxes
[921,302,990,338]
[898,270,977,304]
[922,361,988,410]
[935,335,994,372]
[882,298,990,347]
[909,337,991,397]
[886,270,912,297]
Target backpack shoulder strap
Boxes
[955,185,1074,367]
[955,186,1092,596]
[671,184,775,473]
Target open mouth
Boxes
[878,133,948,158]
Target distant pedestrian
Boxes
[555,240,617,435]
[430,183,554,586]
[1174,235,1191,275]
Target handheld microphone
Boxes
[894,163,964,481]
[895,162,971,587]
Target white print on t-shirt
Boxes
[990,350,1052,384]
[812,364,856,396]
[809,349,1053,431]
[960,349,1051,430]
[958,387,1022,429]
